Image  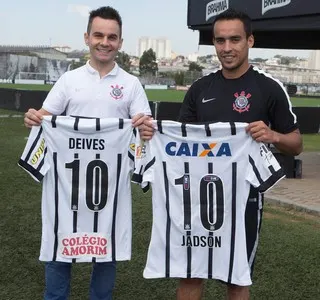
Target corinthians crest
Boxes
[110,84,124,100]
[233,91,251,113]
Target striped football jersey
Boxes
[133,120,285,286]
[19,116,137,263]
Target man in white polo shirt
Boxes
[24,6,151,300]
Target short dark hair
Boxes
[87,6,122,36]
[212,8,252,38]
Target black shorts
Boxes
[245,186,264,277]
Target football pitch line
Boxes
[0,114,23,118]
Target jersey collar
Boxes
[85,61,119,77]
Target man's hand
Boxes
[131,113,150,128]
[246,121,279,144]
[246,121,302,155]
[139,118,155,140]
[24,108,50,128]
[131,114,155,140]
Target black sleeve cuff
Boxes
[18,159,44,182]
[259,168,285,193]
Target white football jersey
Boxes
[133,120,285,286]
[19,116,138,263]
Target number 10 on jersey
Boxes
[174,162,224,232]
[65,153,108,212]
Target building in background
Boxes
[308,50,320,69]
[0,45,70,83]
[137,37,171,59]
[171,51,178,60]
[188,52,199,62]
[52,45,72,53]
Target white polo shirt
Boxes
[43,61,151,118]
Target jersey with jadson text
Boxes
[19,116,138,263]
[133,121,285,285]
[178,65,298,268]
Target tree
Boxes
[273,55,298,65]
[198,56,206,63]
[188,62,203,72]
[184,71,202,85]
[252,57,267,63]
[70,56,87,70]
[139,49,158,76]
[280,57,291,65]
[174,71,185,86]
[116,51,131,72]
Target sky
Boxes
[0,0,312,59]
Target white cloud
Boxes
[67,4,91,18]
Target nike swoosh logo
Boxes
[202,98,216,103]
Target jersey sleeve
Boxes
[267,78,298,134]
[128,77,152,118]
[178,84,198,122]
[42,73,68,115]
[246,142,285,193]
[131,139,155,193]
[18,126,50,182]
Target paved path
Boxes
[265,152,320,215]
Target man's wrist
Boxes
[273,131,281,144]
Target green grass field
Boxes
[0,83,52,91]
[0,111,319,299]
[303,134,320,152]
[1,83,320,106]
